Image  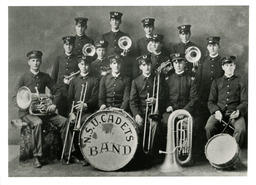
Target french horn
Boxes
[118,36,132,56]
[82,43,96,57]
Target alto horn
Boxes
[82,43,96,57]
[118,36,132,56]
[185,46,201,65]
[159,109,193,172]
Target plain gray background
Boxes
[8,6,248,144]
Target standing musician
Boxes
[14,50,72,168]
[130,54,164,158]
[98,54,131,111]
[51,36,79,117]
[162,53,198,163]
[73,17,94,58]
[137,18,155,56]
[90,39,110,80]
[205,56,247,148]
[67,57,99,165]
[169,25,200,76]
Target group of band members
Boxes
[13,11,248,168]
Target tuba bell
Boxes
[159,109,193,172]
[82,43,96,57]
[147,41,155,54]
[16,86,53,116]
[118,36,132,56]
[185,46,201,66]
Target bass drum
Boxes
[79,108,138,171]
[205,133,240,170]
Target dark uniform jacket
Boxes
[90,58,111,80]
[165,72,198,114]
[130,74,165,117]
[51,53,79,96]
[68,74,99,112]
[196,55,223,103]
[73,34,94,57]
[208,75,247,116]
[150,50,170,73]
[99,73,131,110]
[14,71,60,118]
[137,36,151,56]
[102,30,129,56]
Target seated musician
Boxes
[90,39,110,80]
[51,36,79,117]
[162,53,198,164]
[98,54,131,111]
[205,56,247,148]
[14,50,72,168]
[130,54,165,157]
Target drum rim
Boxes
[205,133,240,168]
[78,109,139,171]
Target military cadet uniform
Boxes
[90,40,110,80]
[169,25,199,76]
[149,34,170,73]
[205,56,247,147]
[73,17,94,57]
[136,18,155,56]
[15,51,72,167]
[98,55,131,111]
[51,36,79,116]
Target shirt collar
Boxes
[111,29,120,33]
[209,53,219,58]
[111,72,121,78]
[224,74,236,80]
[175,71,185,76]
[79,72,89,78]
[30,69,40,76]
[142,73,151,80]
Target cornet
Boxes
[159,109,193,172]
[82,43,96,57]
[118,36,132,56]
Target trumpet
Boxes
[82,43,96,57]
[159,109,193,172]
[118,36,132,56]
[142,71,160,154]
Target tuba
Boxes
[147,41,155,54]
[159,109,193,172]
[118,36,132,56]
[185,46,201,72]
[82,43,96,57]
[16,86,53,116]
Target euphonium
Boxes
[159,109,193,172]
[118,36,132,56]
[16,86,53,116]
[82,43,96,57]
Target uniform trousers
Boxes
[205,115,246,147]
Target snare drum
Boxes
[205,133,240,170]
[79,108,138,171]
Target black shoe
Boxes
[81,160,90,166]
[33,157,42,168]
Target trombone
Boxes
[62,83,88,164]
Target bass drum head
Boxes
[205,133,239,168]
[79,109,138,171]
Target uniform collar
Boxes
[111,29,120,33]
[30,69,40,76]
[174,71,185,77]
[111,72,121,78]
[79,72,89,78]
[223,74,236,80]
[142,73,152,80]
[209,53,219,58]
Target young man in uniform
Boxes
[14,50,72,168]
[90,39,110,80]
[205,56,247,148]
[51,36,79,117]
[98,54,131,111]
[162,53,198,164]
[73,17,94,57]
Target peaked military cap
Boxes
[221,56,236,65]
[177,25,191,34]
[141,17,155,27]
[171,53,186,62]
[26,50,43,59]
[95,39,108,49]
[150,34,164,42]
[136,54,151,65]
[108,54,123,64]
[207,36,221,44]
[110,11,123,20]
[74,17,88,26]
[62,36,76,44]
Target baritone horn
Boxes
[159,109,193,172]
[118,36,132,56]
[82,43,96,57]
[185,46,201,71]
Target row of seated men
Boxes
[13,11,247,168]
